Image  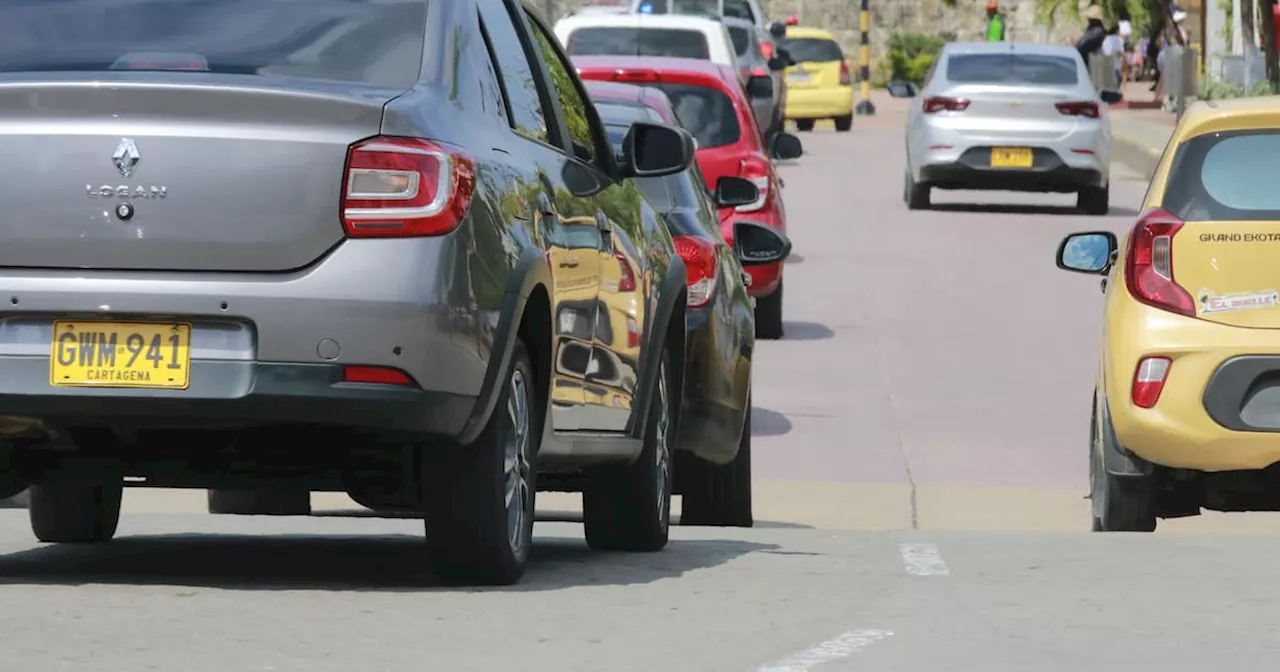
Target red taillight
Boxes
[1132,357,1172,409]
[673,235,719,308]
[343,365,414,386]
[839,60,852,86]
[750,66,770,78]
[626,316,640,349]
[1055,101,1101,118]
[761,40,775,59]
[341,136,477,238]
[736,156,771,212]
[922,96,970,113]
[614,249,637,292]
[1123,208,1196,317]
[611,69,660,83]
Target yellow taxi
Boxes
[777,26,854,132]
[1056,98,1280,532]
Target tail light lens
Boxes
[343,365,415,386]
[1055,101,1101,118]
[922,96,970,113]
[1132,357,1172,409]
[1123,208,1196,317]
[626,316,640,349]
[611,70,661,83]
[761,40,775,59]
[342,136,477,238]
[736,156,771,212]
[750,66,770,78]
[673,235,719,307]
[839,60,852,86]
[614,249,637,292]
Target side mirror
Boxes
[770,132,803,160]
[1100,89,1124,104]
[887,80,917,98]
[768,21,787,38]
[747,75,775,99]
[1056,231,1118,274]
[776,47,795,67]
[767,56,788,71]
[621,122,695,178]
[733,220,792,266]
[713,176,760,208]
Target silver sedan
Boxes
[898,42,1121,215]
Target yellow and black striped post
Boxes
[854,0,876,115]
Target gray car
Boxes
[0,0,700,586]
[723,16,789,138]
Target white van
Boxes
[553,13,741,74]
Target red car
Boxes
[573,55,802,339]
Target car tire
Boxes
[29,458,123,543]
[207,488,311,516]
[834,114,853,132]
[583,349,674,552]
[1090,395,1157,532]
[754,281,784,340]
[679,394,753,528]
[423,339,539,585]
[795,119,815,132]
[905,169,931,210]
[1078,184,1109,216]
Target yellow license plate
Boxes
[990,147,1034,168]
[50,321,192,389]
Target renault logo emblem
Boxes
[112,138,140,178]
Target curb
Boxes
[1110,128,1163,182]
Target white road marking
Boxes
[758,629,894,672]
[899,542,949,576]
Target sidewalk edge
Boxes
[1111,128,1163,182]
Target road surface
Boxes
[2,102,1277,670]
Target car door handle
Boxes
[560,257,580,268]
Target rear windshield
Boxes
[0,0,429,88]
[1163,131,1280,222]
[655,83,741,149]
[945,53,1079,85]
[568,27,710,59]
[777,37,844,64]
[728,26,752,56]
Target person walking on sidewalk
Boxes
[1076,4,1108,90]
[985,0,1006,41]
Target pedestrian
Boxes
[1076,4,1108,90]
[1102,23,1125,90]
[1116,8,1134,87]
[985,0,1006,41]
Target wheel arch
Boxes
[628,257,688,440]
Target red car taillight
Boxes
[614,249,637,292]
[341,136,477,238]
[1123,208,1196,317]
[761,40,775,59]
[736,156,771,213]
[839,59,852,86]
[673,235,718,308]
[1055,100,1101,118]
[1132,357,1172,409]
[343,365,414,386]
[922,96,969,113]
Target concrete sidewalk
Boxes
[1111,107,1174,180]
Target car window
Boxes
[478,1,550,142]
[567,27,710,59]
[528,12,599,162]
[1163,131,1280,222]
[777,37,844,64]
[722,0,755,20]
[945,53,1079,85]
[728,26,752,56]
[0,0,429,88]
[656,83,741,149]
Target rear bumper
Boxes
[918,147,1106,192]
[784,86,854,119]
[0,236,495,437]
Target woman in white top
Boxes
[1101,24,1125,90]
[1117,10,1133,86]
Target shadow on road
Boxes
[782,321,834,341]
[752,407,792,437]
[929,203,1141,217]
[0,531,777,592]
[786,253,804,265]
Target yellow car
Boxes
[1056,98,1280,532]
[778,26,854,132]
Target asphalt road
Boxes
[5,105,1280,670]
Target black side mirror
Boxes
[621,122,695,178]
[713,176,760,208]
[1100,89,1124,104]
[768,21,787,38]
[767,56,788,71]
[1055,231,1118,274]
[747,75,775,99]
[776,47,795,66]
[887,80,917,98]
[770,132,803,160]
[733,220,791,266]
